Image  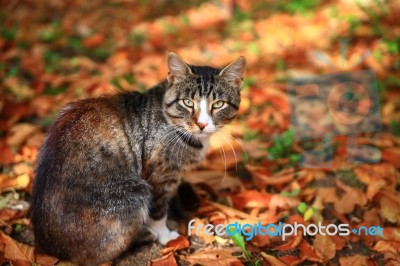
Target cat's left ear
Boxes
[219,56,246,88]
[167,52,193,85]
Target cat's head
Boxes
[163,52,246,137]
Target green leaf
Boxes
[289,153,301,163]
[228,227,251,259]
[390,120,400,136]
[297,202,308,214]
[281,189,301,197]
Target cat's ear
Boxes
[219,56,246,88]
[167,52,192,84]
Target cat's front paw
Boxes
[158,230,180,245]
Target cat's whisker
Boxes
[179,131,191,167]
[216,131,238,172]
[230,135,249,163]
[160,129,182,155]
[162,133,181,155]
[214,132,227,182]
[159,129,180,150]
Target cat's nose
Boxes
[196,122,208,130]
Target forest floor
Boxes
[1,0,400,265]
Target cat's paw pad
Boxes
[158,230,180,245]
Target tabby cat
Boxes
[31,52,246,265]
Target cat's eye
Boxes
[212,101,225,109]
[182,99,194,108]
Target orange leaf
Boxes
[339,254,368,266]
[276,255,302,266]
[186,248,243,266]
[381,148,400,168]
[299,240,323,263]
[274,233,302,251]
[331,234,347,251]
[166,236,189,251]
[35,252,59,266]
[150,252,177,266]
[0,233,34,266]
[232,190,272,210]
[313,234,336,260]
[261,252,286,266]
[247,166,301,188]
[83,34,105,48]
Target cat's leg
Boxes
[147,196,180,245]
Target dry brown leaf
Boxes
[366,179,387,200]
[382,148,400,168]
[0,144,15,165]
[183,171,242,192]
[381,227,400,242]
[208,202,260,220]
[232,190,272,210]
[339,254,369,266]
[186,248,242,266]
[269,194,299,212]
[331,234,347,251]
[0,233,34,266]
[0,173,30,191]
[373,240,400,255]
[313,234,336,260]
[316,187,338,203]
[35,252,59,266]
[247,166,296,187]
[298,240,323,263]
[150,252,177,266]
[6,123,39,147]
[334,180,367,214]
[261,252,286,266]
[379,194,400,224]
[274,233,302,251]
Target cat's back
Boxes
[37,92,148,181]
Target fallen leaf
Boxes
[186,248,243,266]
[269,194,299,212]
[274,233,302,251]
[331,234,347,251]
[382,148,400,168]
[261,252,286,266]
[313,234,336,260]
[35,252,59,266]
[334,180,367,214]
[150,252,177,266]
[6,123,39,147]
[339,254,369,266]
[0,233,34,266]
[299,240,323,263]
[379,193,400,224]
[0,173,30,191]
[166,236,190,251]
[232,190,272,210]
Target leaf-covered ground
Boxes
[1,0,400,265]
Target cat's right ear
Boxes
[167,52,192,84]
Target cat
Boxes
[30,52,246,266]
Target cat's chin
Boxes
[193,132,213,139]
